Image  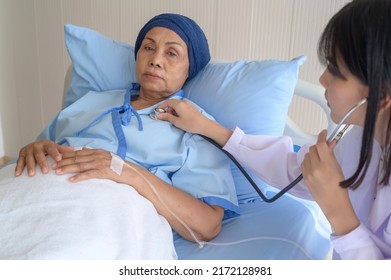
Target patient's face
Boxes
[136,27,189,99]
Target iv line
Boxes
[121,98,368,252]
[120,160,205,247]
[117,156,314,258]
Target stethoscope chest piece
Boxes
[150,107,167,120]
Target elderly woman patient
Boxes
[1,13,239,260]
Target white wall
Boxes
[0,0,19,158]
[0,115,4,158]
[0,0,5,158]
[0,0,350,158]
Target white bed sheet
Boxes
[0,160,176,260]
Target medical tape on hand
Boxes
[108,151,204,247]
[109,151,308,253]
[110,152,124,175]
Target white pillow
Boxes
[63,24,305,202]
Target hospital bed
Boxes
[174,80,333,260]
[0,24,332,260]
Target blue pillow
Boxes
[63,24,305,202]
[184,57,305,201]
[63,24,136,108]
[184,57,305,136]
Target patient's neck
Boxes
[131,95,161,110]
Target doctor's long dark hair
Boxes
[317,0,391,189]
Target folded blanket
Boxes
[0,160,176,259]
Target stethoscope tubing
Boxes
[201,134,301,203]
[202,98,368,203]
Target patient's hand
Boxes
[54,148,144,187]
[15,139,73,177]
[53,148,122,183]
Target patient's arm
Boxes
[54,148,225,242]
[15,139,73,177]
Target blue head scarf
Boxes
[134,13,210,82]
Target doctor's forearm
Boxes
[199,118,233,147]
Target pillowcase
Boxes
[63,24,305,202]
[63,24,136,108]
[184,57,305,201]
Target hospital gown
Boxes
[0,88,240,259]
[223,126,391,259]
[38,89,240,218]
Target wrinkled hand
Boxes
[53,148,127,183]
[15,139,73,176]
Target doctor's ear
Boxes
[379,94,391,112]
[379,84,391,110]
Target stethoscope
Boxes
[152,98,367,203]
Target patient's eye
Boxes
[167,50,178,57]
[143,45,155,52]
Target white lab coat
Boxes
[223,125,391,259]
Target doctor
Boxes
[157,0,391,259]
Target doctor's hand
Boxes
[301,129,359,235]
[158,99,233,147]
[156,99,208,135]
[15,139,73,177]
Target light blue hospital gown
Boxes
[38,87,240,219]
